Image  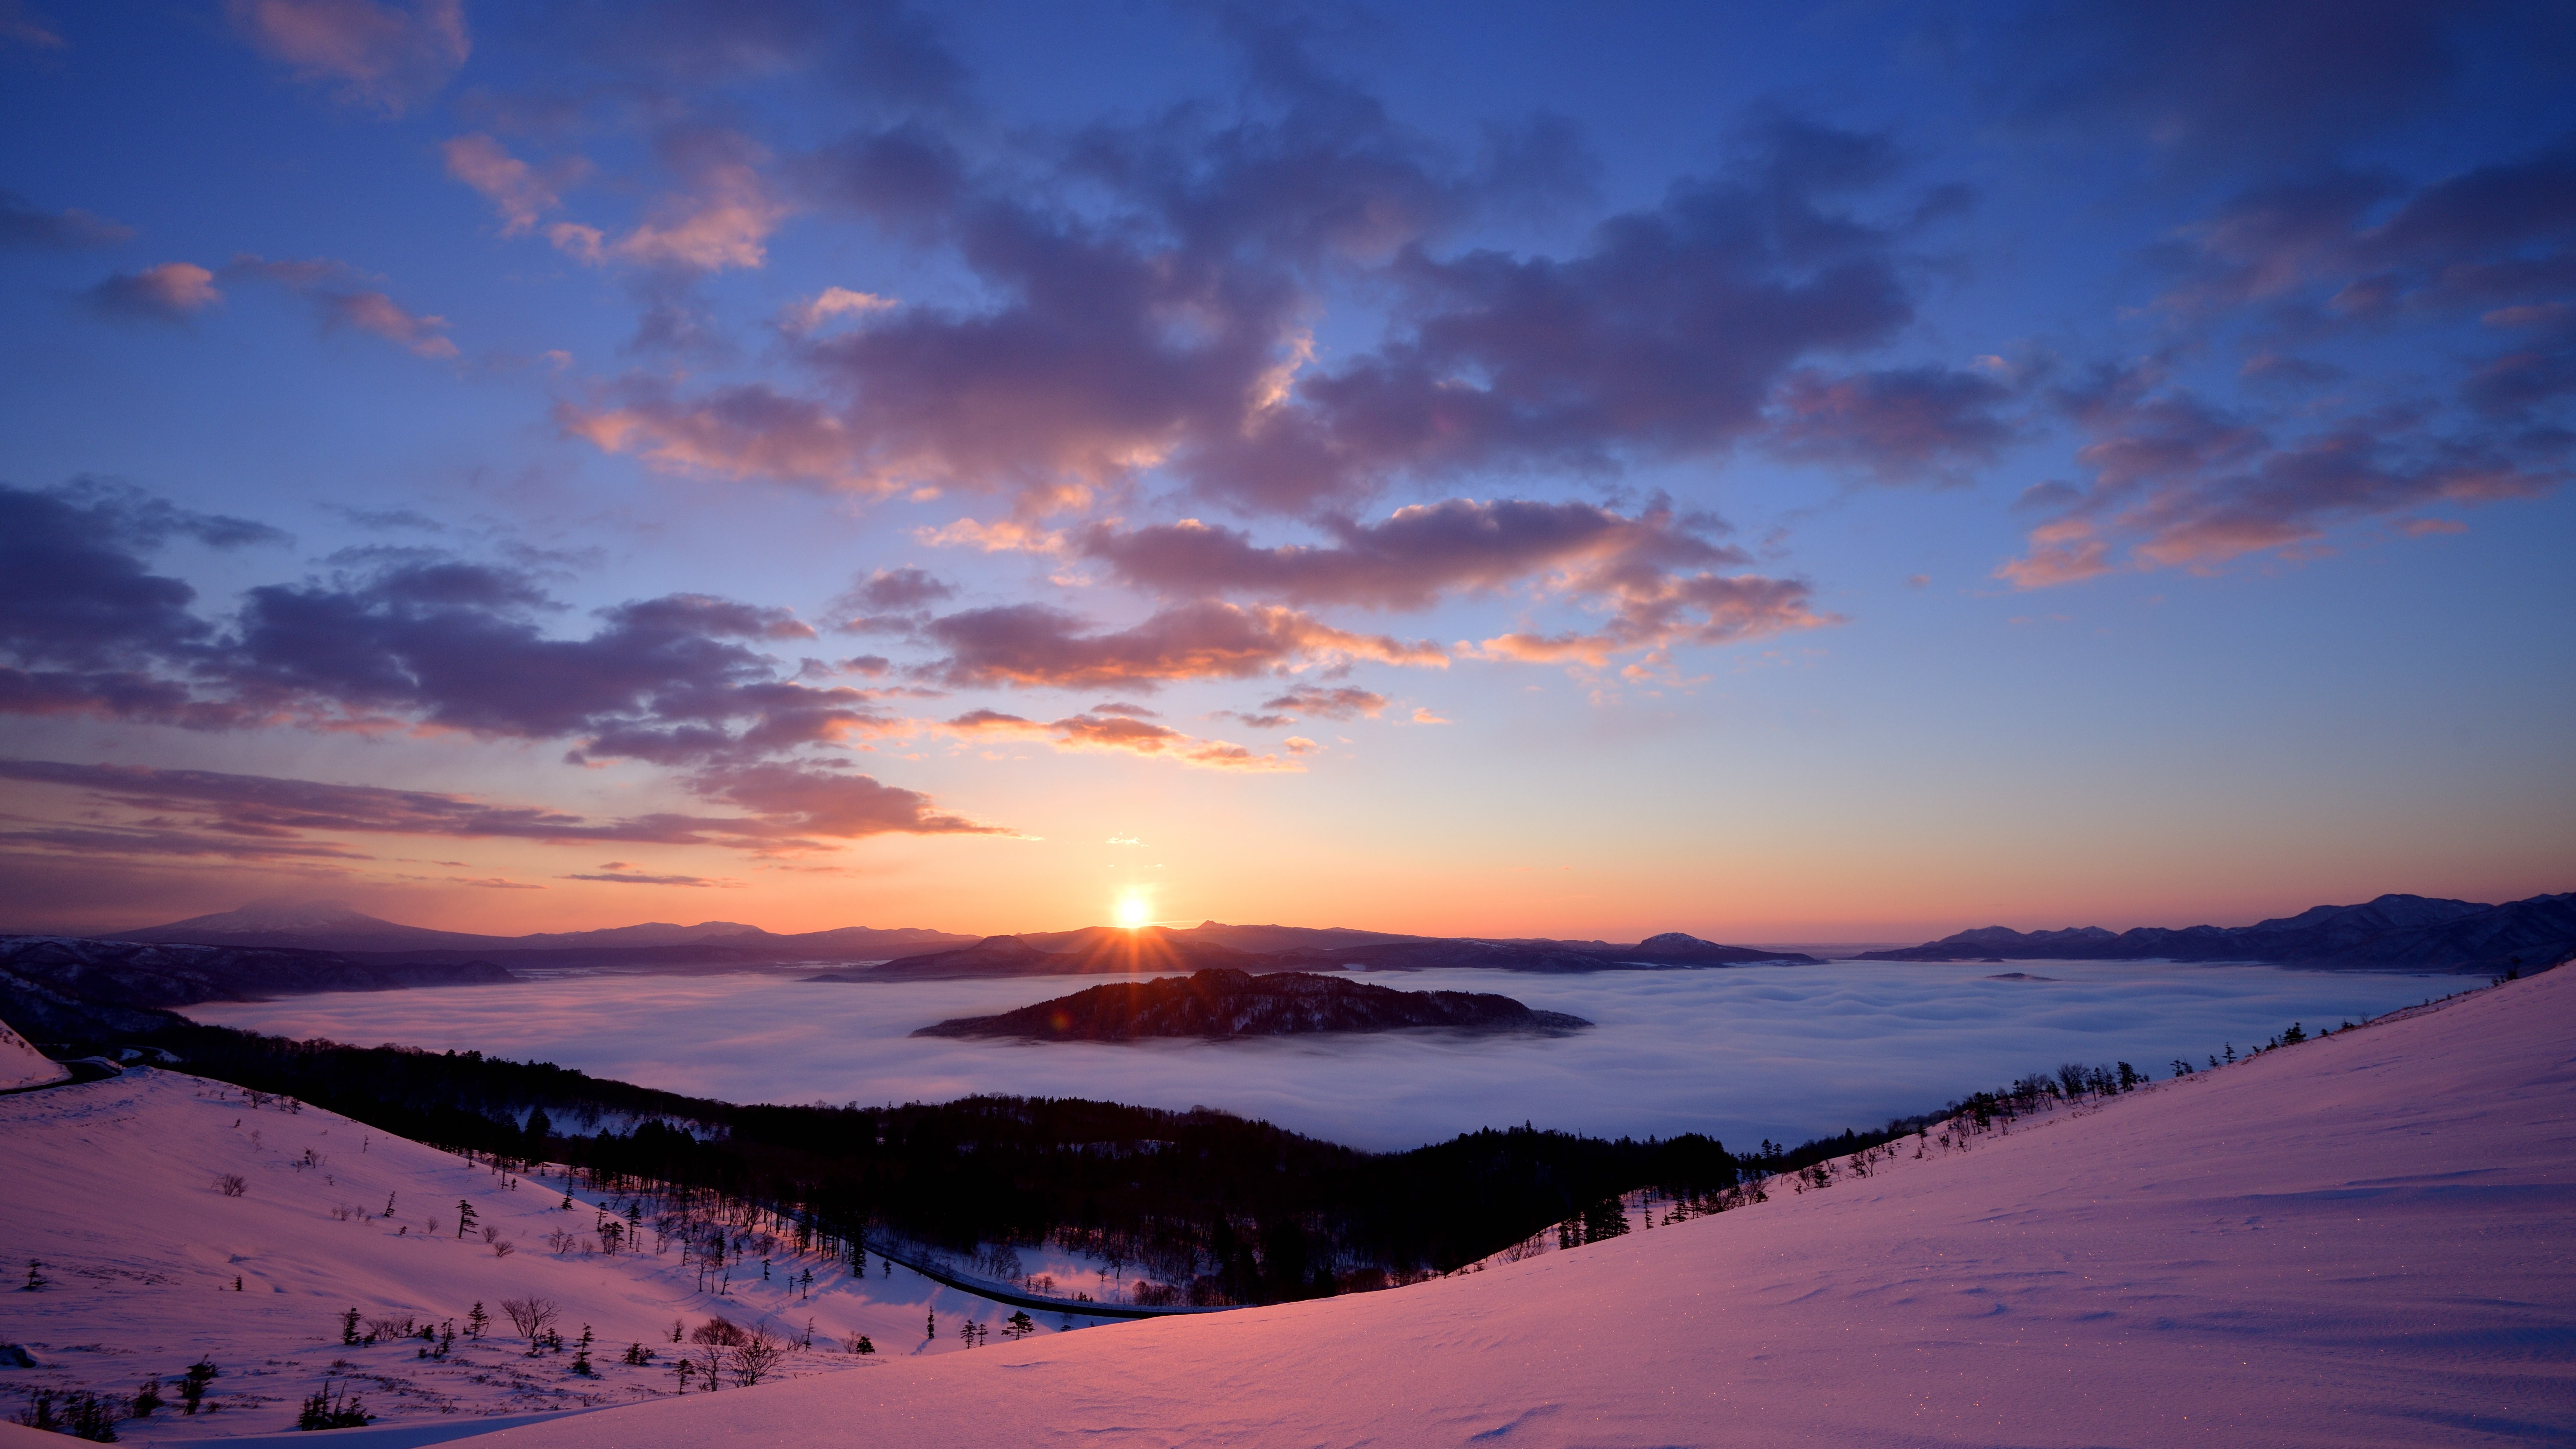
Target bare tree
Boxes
[498,1296,560,1340]
[688,1316,748,1346]
[729,1327,786,1386]
[215,1174,247,1197]
[490,1239,515,1259]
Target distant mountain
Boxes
[104,898,978,962]
[871,926,1818,980]
[0,936,515,1040]
[110,897,517,953]
[872,929,1269,980]
[1857,892,2576,973]
[100,898,1812,980]
[913,968,1590,1041]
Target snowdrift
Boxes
[463,966,2575,1448]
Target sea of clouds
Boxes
[186,962,2457,1152]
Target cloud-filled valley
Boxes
[185,961,2446,1152]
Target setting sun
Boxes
[1113,894,1152,929]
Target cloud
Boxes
[0,2,64,50]
[0,481,241,675]
[222,254,457,358]
[531,0,965,110]
[1471,571,1838,666]
[442,134,588,236]
[1995,366,2561,586]
[0,755,1001,862]
[560,69,1917,517]
[780,286,898,335]
[227,0,469,116]
[1981,0,2492,174]
[182,962,2453,1153]
[839,566,953,612]
[1260,684,1387,719]
[562,871,723,886]
[1,190,132,249]
[82,263,222,323]
[924,599,1445,690]
[1766,366,2018,482]
[1079,498,1738,610]
[688,761,1004,839]
[320,289,457,357]
[1410,707,1451,725]
[0,487,905,764]
[553,129,790,274]
[943,709,1298,772]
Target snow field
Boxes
[465,965,2576,1448]
[0,1071,1113,1441]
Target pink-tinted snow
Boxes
[0,1019,64,1091]
[462,967,2576,1448]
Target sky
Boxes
[1,0,2571,942]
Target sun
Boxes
[1113,894,1152,929]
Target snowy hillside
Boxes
[0,1019,64,1092]
[454,965,2572,1448]
[0,1072,1115,1441]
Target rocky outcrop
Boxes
[913,968,1591,1041]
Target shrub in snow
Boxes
[214,1173,247,1197]
[295,1380,371,1430]
[14,1387,121,1441]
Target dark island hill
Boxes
[916,968,1591,1041]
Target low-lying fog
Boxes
[186,962,2454,1152]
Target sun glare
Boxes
[1114,894,1152,929]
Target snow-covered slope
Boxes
[0,1018,64,1091]
[462,966,2575,1448]
[0,1072,1112,1441]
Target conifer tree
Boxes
[456,1199,478,1239]
[467,1302,489,1339]
[178,1358,217,1415]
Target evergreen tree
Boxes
[20,1260,46,1292]
[178,1359,218,1415]
[132,1379,165,1418]
[455,1199,478,1239]
[342,1307,363,1345]
[466,1302,489,1339]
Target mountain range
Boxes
[85,899,1820,976]
[863,926,1819,980]
[1858,891,2576,973]
[104,897,979,962]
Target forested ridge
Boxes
[36,1009,1760,1303]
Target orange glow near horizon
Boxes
[1113,892,1152,929]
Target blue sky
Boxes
[1,0,2569,939]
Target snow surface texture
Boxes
[0,1073,1117,1441]
[0,1018,64,1091]
[434,965,2576,1447]
[189,962,2449,1150]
